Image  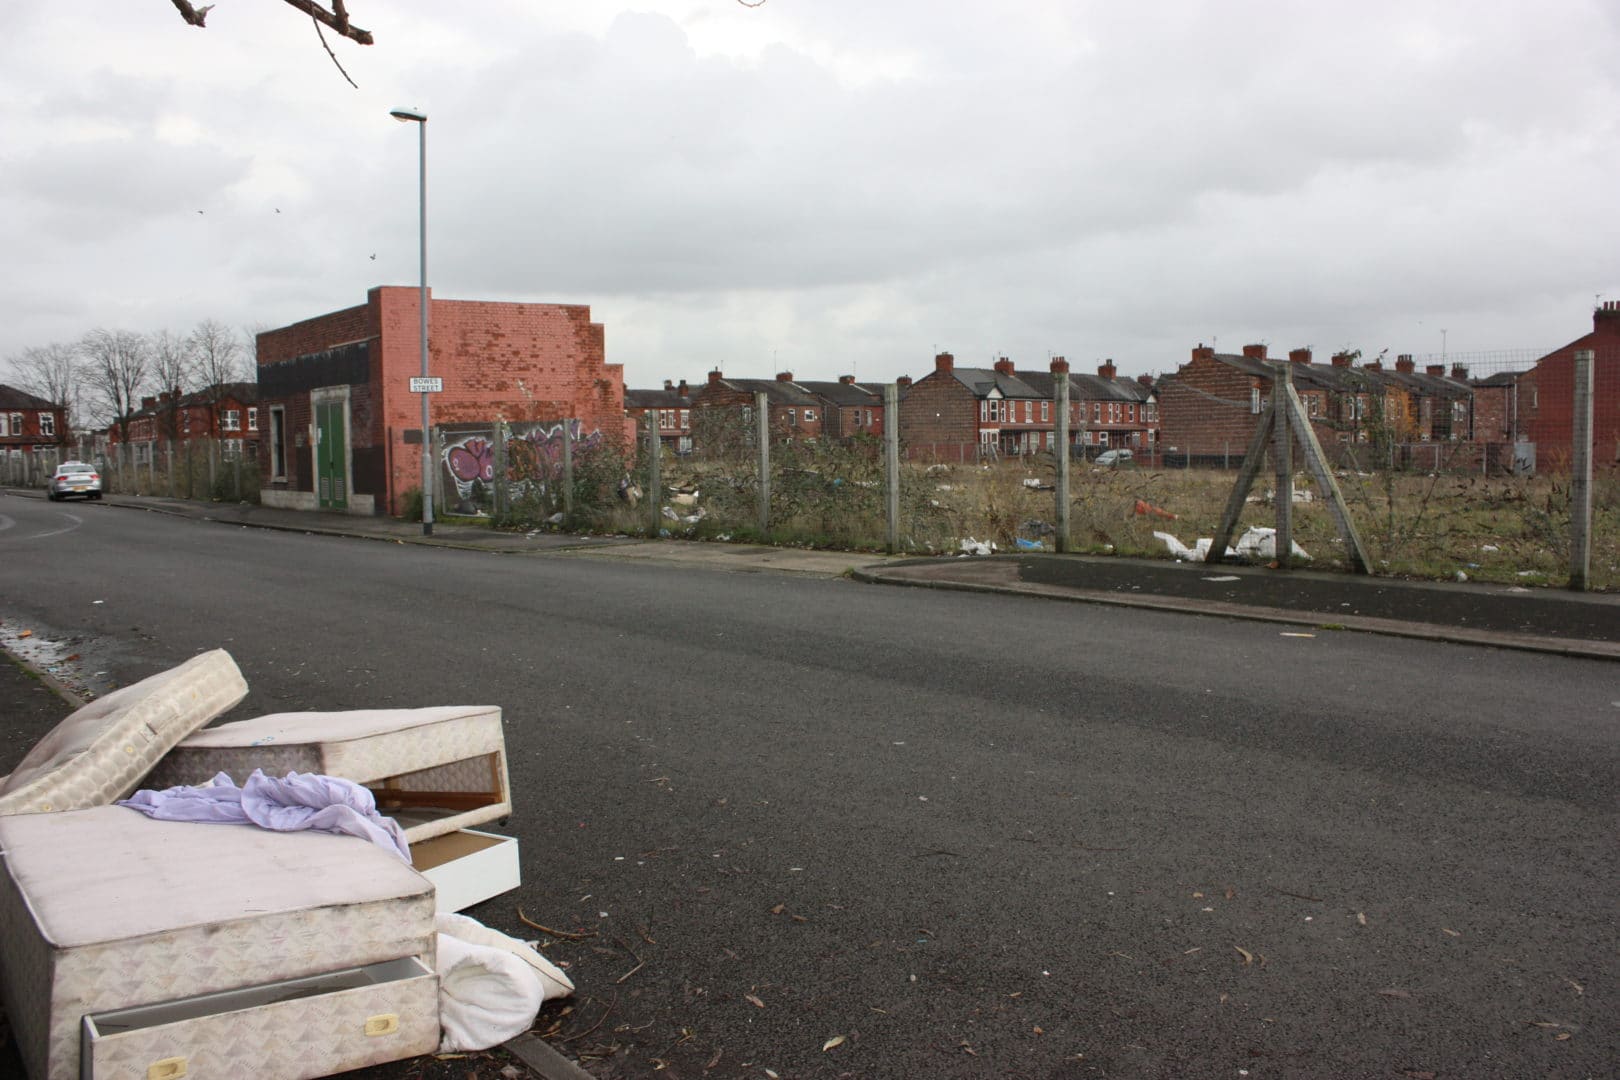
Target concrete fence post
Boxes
[646,411,663,535]
[1272,363,1294,566]
[492,420,507,520]
[756,392,770,537]
[233,443,243,501]
[208,437,218,498]
[1055,372,1070,553]
[885,383,900,553]
[1570,349,1594,591]
[561,419,574,528]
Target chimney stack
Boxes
[1330,352,1353,367]
[677,379,689,397]
[839,374,855,385]
[1365,359,1383,373]
[776,371,794,382]
[708,369,723,386]
[1242,344,1267,361]
[1289,348,1312,365]
[1137,374,1155,388]
[1192,343,1216,362]
[897,375,913,389]
[141,396,156,410]
[1049,356,1069,374]
[935,351,954,373]
[1098,359,1117,379]
[663,379,673,391]
[1426,364,1445,376]
[993,356,1015,376]
[1395,355,1415,373]
[1451,364,1469,381]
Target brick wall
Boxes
[1156,351,1262,456]
[898,370,977,456]
[1520,306,1620,464]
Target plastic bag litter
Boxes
[1015,537,1045,551]
[958,537,996,556]
[1155,527,1309,562]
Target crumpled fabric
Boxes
[119,770,411,863]
[435,912,574,1052]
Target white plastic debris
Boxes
[958,537,995,556]
[1022,478,1043,489]
[435,912,573,1052]
[1233,526,1311,561]
[1154,531,1191,558]
[1481,544,1499,552]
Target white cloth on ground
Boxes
[435,911,574,1052]
[118,769,411,862]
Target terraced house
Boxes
[0,385,69,479]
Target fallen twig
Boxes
[518,907,598,940]
[614,938,646,984]
[558,995,617,1044]
[1271,886,1325,902]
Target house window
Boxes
[1098,431,1109,446]
[1307,396,1320,418]
[980,401,989,421]
[8,413,21,435]
[39,413,55,437]
[223,409,241,432]
[1092,402,1101,422]
[182,411,192,434]
[1127,404,1135,422]
[786,408,797,426]
[1145,403,1157,421]
[1023,401,1033,422]
[269,406,287,480]
[1250,388,1261,414]
[1530,386,1538,409]
[803,409,817,422]
[0,414,8,437]
[1041,401,1050,422]
[678,409,689,429]
[248,407,258,431]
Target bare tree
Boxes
[6,343,82,440]
[192,319,246,436]
[150,329,197,443]
[168,0,372,43]
[81,329,150,443]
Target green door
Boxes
[316,402,347,510]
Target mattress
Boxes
[0,650,246,817]
[144,706,511,844]
[0,805,437,1080]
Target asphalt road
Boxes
[1,491,1616,1079]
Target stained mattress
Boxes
[0,805,436,1080]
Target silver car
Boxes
[47,461,102,501]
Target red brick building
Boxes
[255,287,628,515]
[1518,303,1620,465]
[688,371,827,448]
[0,385,69,462]
[625,381,693,455]
[110,382,260,462]
[795,377,885,440]
[897,353,1155,462]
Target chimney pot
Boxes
[663,379,673,391]
[1242,344,1267,360]
[935,352,954,373]
[1192,344,1216,362]
[897,375,913,389]
[1451,364,1468,380]
[1137,374,1154,388]
[1097,360,1117,379]
[677,379,689,396]
[1049,356,1069,374]
[839,374,855,385]
[708,369,722,385]
[776,371,793,382]
[1331,352,1353,367]
[993,356,1015,376]
[1289,348,1312,365]
[1395,355,1415,374]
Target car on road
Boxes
[47,462,102,501]
[1093,449,1134,467]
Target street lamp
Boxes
[391,105,432,535]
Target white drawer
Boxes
[413,829,521,913]
[81,956,438,1080]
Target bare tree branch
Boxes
[6,344,82,439]
[168,1,372,46]
[150,329,197,443]
[191,319,248,434]
[309,8,359,89]
[80,330,150,442]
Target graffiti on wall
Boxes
[442,420,605,507]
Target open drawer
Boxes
[80,956,438,1080]
[143,707,512,845]
[413,828,521,913]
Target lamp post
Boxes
[391,106,432,535]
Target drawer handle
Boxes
[147,1057,188,1080]
[364,1014,400,1037]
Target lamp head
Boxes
[390,107,427,123]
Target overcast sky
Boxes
[3,1,1617,389]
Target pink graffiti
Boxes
[447,437,494,483]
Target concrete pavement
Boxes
[17,488,1620,660]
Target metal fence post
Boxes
[1570,349,1594,590]
[430,427,445,518]
[1273,363,1294,565]
[1055,371,1070,553]
[756,391,770,537]
[885,383,900,553]
[561,419,574,528]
